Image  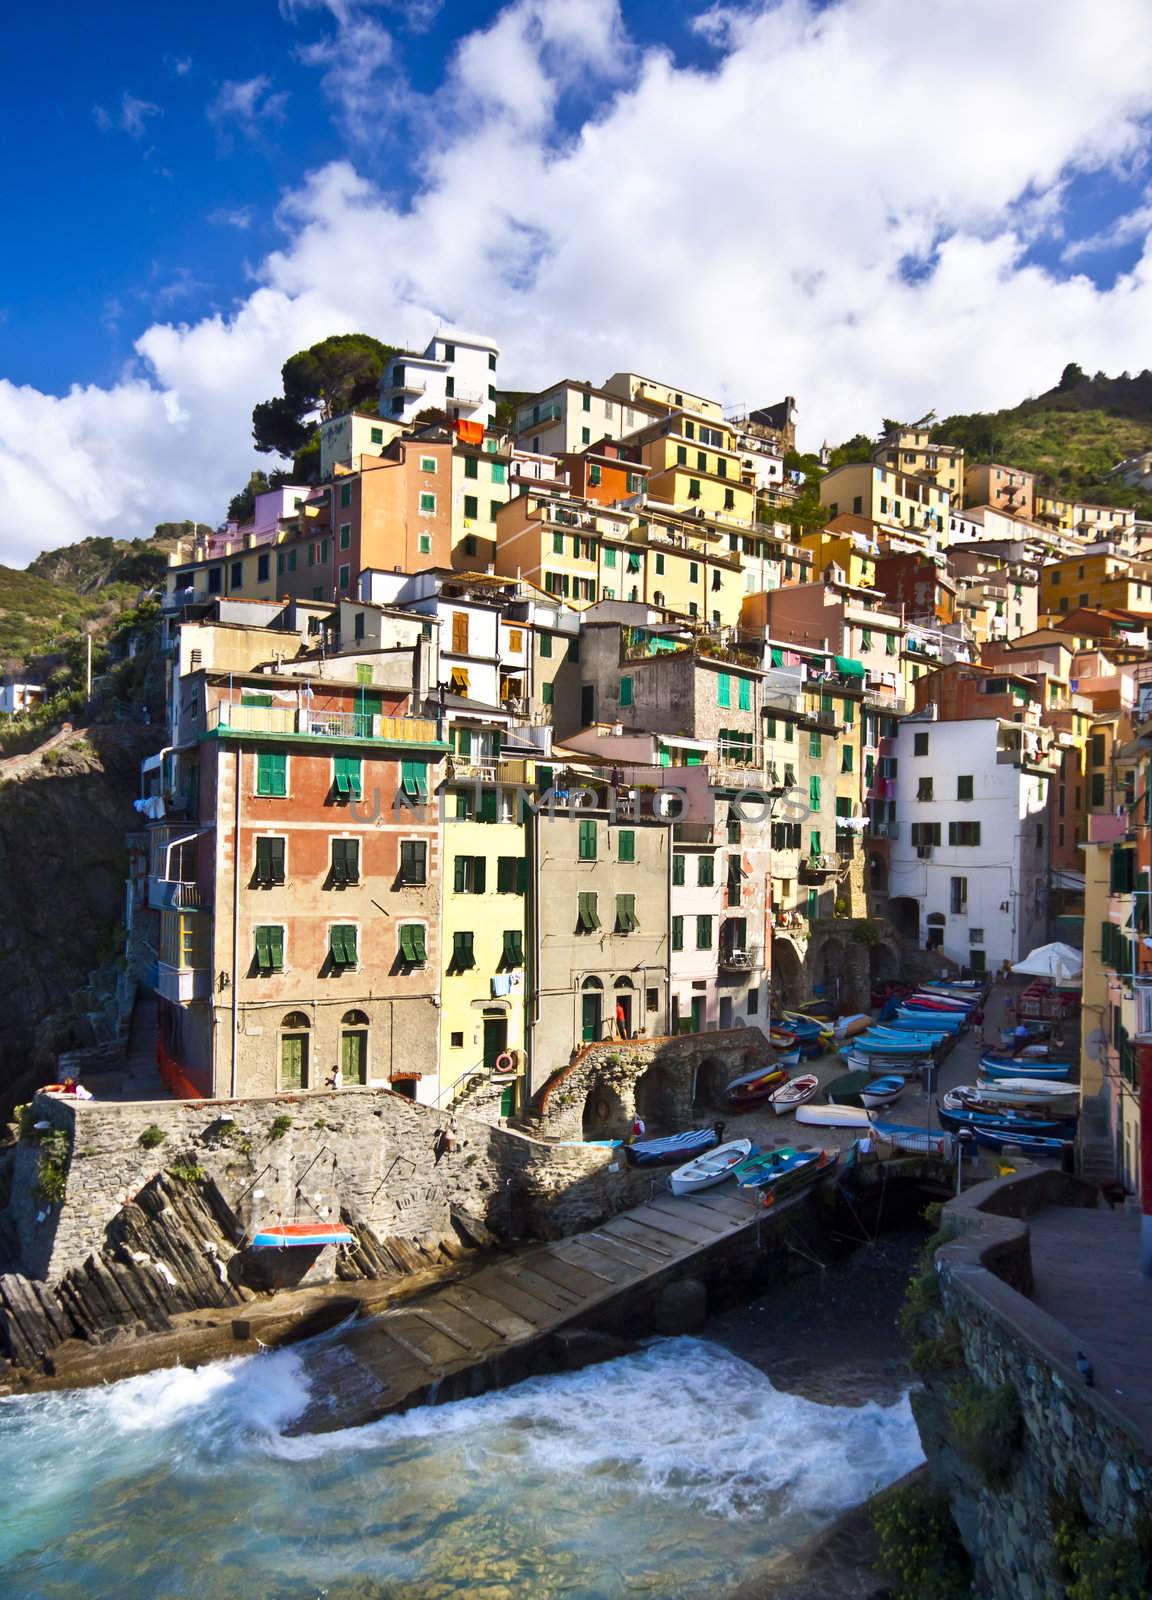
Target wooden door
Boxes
[281,1033,308,1090]
[581,993,601,1043]
[340,1030,367,1085]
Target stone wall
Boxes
[914,1168,1152,1600]
[530,1027,768,1140]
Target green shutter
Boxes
[616,894,638,932]
[673,853,686,885]
[334,755,362,798]
[502,929,523,967]
[497,856,514,893]
[454,857,467,893]
[619,676,633,707]
[618,829,635,862]
[717,673,731,708]
[331,925,357,966]
[696,915,712,949]
[255,926,271,970]
[809,775,821,808]
[672,915,684,950]
[257,751,287,796]
[808,732,821,759]
[578,892,600,931]
[516,858,529,894]
[698,854,715,886]
[737,677,751,711]
[578,818,597,859]
[841,745,853,773]
[478,788,498,823]
[401,760,428,798]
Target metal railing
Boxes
[207,703,443,744]
[719,946,762,970]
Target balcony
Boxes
[206,703,447,748]
[387,375,427,396]
[155,962,212,1004]
[867,819,900,839]
[449,386,486,409]
[719,945,763,971]
[800,852,840,878]
[148,878,205,913]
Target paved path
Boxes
[90,993,169,1102]
[1027,1205,1152,1445]
[287,1180,792,1432]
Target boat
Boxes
[833,1013,873,1039]
[937,1097,1069,1136]
[767,1074,820,1114]
[870,1119,950,1156]
[824,1069,872,1106]
[774,1047,802,1071]
[796,1101,872,1128]
[892,1009,965,1032]
[842,1050,932,1077]
[921,978,985,996]
[669,1138,754,1196]
[849,1033,940,1056]
[860,1075,906,1109]
[251,1222,355,1249]
[733,1145,838,1190]
[725,1064,790,1108]
[971,1079,1080,1108]
[624,1127,719,1167]
[970,1125,1071,1157]
[978,1055,1075,1080]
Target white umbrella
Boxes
[1011,942,1083,983]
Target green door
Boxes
[281,1033,308,1090]
[581,993,601,1043]
[690,997,704,1033]
[354,690,383,738]
[500,1083,517,1118]
[483,1016,507,1071]
[340,1029,367,1085]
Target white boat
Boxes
[669,1138,754,1196]
[796,1102,872,1128]
[971,1079,1080,1107]
[859,1075,905,1109]
[767,1074,820,1115]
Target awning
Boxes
[833,656,866,678]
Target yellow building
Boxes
[494,492,747,626]
[1034,495,1136,542]
[603,371,724,421]
[874,423,964,504]
[799,529,877,590]
[625,414,758,525]
[451,435,512,569]
[1040,551,1152,621]
[438,761,530,1114]
[818,462,949,542]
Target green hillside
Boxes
[934,367,1152,516]
[0,565,141,670]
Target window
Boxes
[910,822,942,847]
[329,925,357,969]
[577,891,600,931]
[809,775,821,809]
[672,915,684,951]
[737,677,751,711]
[399,839,427,885]
[464,456,479,480]
[450,931,476,973]
[488,352,497,371]
[256,752,287,797]
[582,391,591,412]
[885,633,897,656]
[539,632,553,658]
[255,836,285,885]
[463,535,477,556]
[616,894,638,932]
[672,853,686,886]
[950,876,968,914]
[338,564,350,591]
[655,552,665,575]
[1090,772,1106,807]
[957,775,974,800]
[842,745,853,774]
[257,553,270,583]
[688,478,701,500]
[717,672,731,708]
[453,856,487,894]
[370,427,384,445]
[948,821,981,846]
[207,567,222,594]
[327,838,359,887]
[618,829,635,862]
[698,854,715,887]
[619,675,633,708]
[917,777,933,801]
[333,756,362,800]
[809,732,821,759]
[696,915,713,949]
[842,698,855,724]
[497,855,528,893]
[419,492,436,514]
[399,923,427,965]
[914,731,929,756]
[541,681,554,706]
[582,427,591,445]
[490,501,501,522]
[464,494,479,520]
[579,818,597,860]
[401,760,428,800]
[502,930,524,968]
[254,925,284,973]
[589,463,602,486]
[418,533,431,555]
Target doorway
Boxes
[340,1010,369,1085]
[719,996,733,1030]
[483,1013,508,1070]
[280,1012,310,1090]
[690,996,704,1033]
[614,978,634,1039]
[581,981,603,1042]
[581,685,595,725]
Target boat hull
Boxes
[625,1128,719,1167]
[251,1224,355,1249]
[669,1139,753,1196]
[767,1074,820,1115]
[796,1102,871,1128]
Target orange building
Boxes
[559,439,650,506]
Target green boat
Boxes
[733,1145,828,1190]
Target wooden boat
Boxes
[860,1074,906,1109]
[972,1079,1080,1108]
[971,1125,1071,1157]
[624,1127,718,1167]
[774,1047,802,1071]
[733,1145,838,1190]
[824,1069,871,1106]
[850,1032,939,1055]
[979,1055,1075,1080]
[669,1138,753,1196]
[921,979,985,996]
[251,1222,355,1249]
[833,1013,873,1039]
[767,1073,820,1114]
[726,1064,789,1108]
[892,1009,965,1031]
[842,1050,930,1077]
[796,1101,871,1128]
[938,1096,1069,1136]
[870,1119,950,1156]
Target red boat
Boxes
[726,1064,789,1109]
[251,1222,354,1249]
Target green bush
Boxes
[948,1379,1022,1486]
[900,1267,942,1336]
[268,1115,293,1141]
[872,1480,971,1600]
[138,1125,167,1149]
[909,1321,965,1376]
[168,1162,206,1186]
[36,1129,72,1205]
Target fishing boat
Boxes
[774,1047,802,1071]
[902,995,974,1015]
[892,1009,965,1032]
[624,1127,719,1167]
[725,1064,790,1108]
[850,1032,940,1056]
[251,1222,355,1249]
[796,1101,872,1128]
[970,1125,1071,1157]
[832,1013,873,1039]
[767,1074,820,1114]
[733,1145,838,1190]
[669,1138,753,1196]
[824,1069,872,1106]
[921,978,985,996]
[870,1119,950,1156]
[978,1055,1075,1080]
[937,1096,1069,1136]
[860,1074,906,1109]
[971,1079,1080,1108]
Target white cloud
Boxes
[93,92,162,138]
[209,205,255,230]
[207,75,290,137]
[7,0,1152,567]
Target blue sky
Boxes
[2,0,1152,566]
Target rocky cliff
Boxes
[0,724,163,1104]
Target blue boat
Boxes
[733,1145,836,1190]
[892,1009,965,1032]
[978,1055,1075,1081]
[624,1127,718,1167]
[970,1126,1071,1157]
[869,1119,950,1156]
[852,1033,940,1055]
[936,1104,1069,1136]
[251,1223,355,1249]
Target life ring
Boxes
[493,1052,515,1075]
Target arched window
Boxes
[339,1009,369,1086]
[280,1012,310,1090]
[613,975,635,988]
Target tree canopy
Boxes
[251,333,396,465]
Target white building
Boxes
[0,681,45,716]
[514,381,664,457]
[888,714,1052,972]
[379,329,500,428]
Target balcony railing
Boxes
[149,878,205,912]
[800,853,840,877]
[867,819,900,839]
[155,962,212,1004]
[719,945,762,971]
[450,387,486,409]
[207,703,445,745]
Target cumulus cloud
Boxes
[7,0,1152,567]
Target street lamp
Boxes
[955,1126,976,1196]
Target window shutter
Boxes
[497,856,513,893]
[454,857,466,893]
[503,929,523,967]
[516,858,528,894]
[255,926,271,969]
[737,677,751,711]
[717,673,731,708]
[474,857,486,894]
[478,789,498,823]
[672,854,685,885]
[269,927,284,969]
[579,818,596,860]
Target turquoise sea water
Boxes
[0,1337,923,1599]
